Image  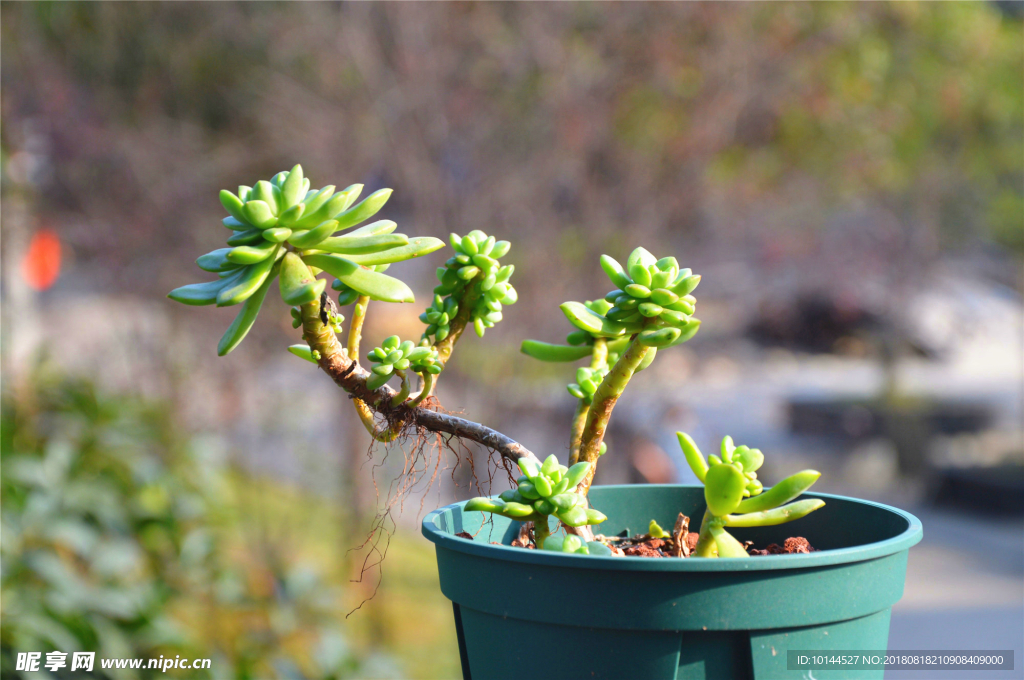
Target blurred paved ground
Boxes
[887,505,1023,680]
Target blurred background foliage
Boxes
[1,3,1021,679]
[0,369,456,679]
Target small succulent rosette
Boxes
[425,230,518,342]
[366,336,442,391]
[678,432,825,558]
[169,165,444,355]
[465,455,612,555]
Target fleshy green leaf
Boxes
[322,237,444,266]
[520,340,593,363]
[302,253,414,303]
[217,267,276,356]
[559,301,628,338]
[287,344,317,364]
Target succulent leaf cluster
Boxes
[424,230,517,342]
[169,166,443,355]
[539,533,613,555]
[520,308,631,364]
[678,432,825,558]
[567,365,610,403]
[468,456,605,528]
[465,455,609,554]
[419,294,461,342]
[594,247,701,347]
[366,336,442,391]
[521,248,700,369]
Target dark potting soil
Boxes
[453,520,816,557]
[614,533,815,557]
[748,536,814,556]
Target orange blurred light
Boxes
[21,229,62,291]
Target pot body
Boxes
[422,485,922,680]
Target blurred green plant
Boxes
[0,372,397,679]
[703,3,1024,252]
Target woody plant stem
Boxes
[574,335,650,494]
[568,338,607,465]
[300,295,540,467]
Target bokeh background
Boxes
[2,3,1022,679]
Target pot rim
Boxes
[421,484,923,572]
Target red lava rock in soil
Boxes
[784,537,812,553]
[686,533,699,552]
[455,531,474,540]
[646,538,666,550]
[624,544,663,558]
[748,536,814,556]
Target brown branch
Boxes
[568,338,607,465]
[575,337,650,494]
[300,295,540,466]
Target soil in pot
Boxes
[454,513,818,557]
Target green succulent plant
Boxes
[519,247,703,478]
[519,248,701,373]
[566,365,609,402]
[579,247,701,345]
[648,519,671,539]
[465,455,610,554]
[175,168,825,562]
[168,165,444,355]
[423,230,518,342]
[365,335,443,404]
[678,432,825,558]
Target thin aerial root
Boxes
[344,401,503,616]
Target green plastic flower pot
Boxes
[422,484,922,680]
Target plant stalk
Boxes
[693,509,718,557]
[533,516,551,550]
[568,400,590,465]
[343,295,400,441]
[590,337,608,368]
[433,281,482,367]
[347,295,369,358]
[574,337,650,494]
[408,372,434,407]
[569,338,609,464]
[299,296,540,466]
[390,370,411,406]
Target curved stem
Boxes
[346,295,390,437]
[575,337,650,494]
[408,372,434,407]
[354,399,402,442]
[390,370,411,406]
[299,296,540,466]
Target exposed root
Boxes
[344,399,516,616]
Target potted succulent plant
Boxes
[171,167,922,680]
